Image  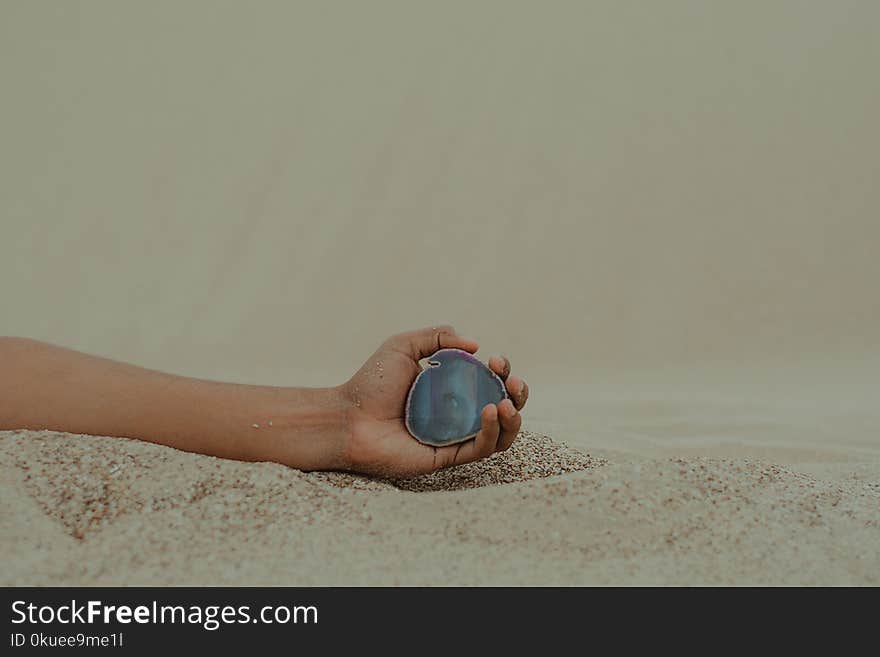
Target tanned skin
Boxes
[0,326,528,477]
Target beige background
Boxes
[2,2,878,449]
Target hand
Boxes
[338,326,529,478]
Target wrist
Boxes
[264,385,354,471]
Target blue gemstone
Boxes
[405,349,508,446]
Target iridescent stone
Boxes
[405,348,508,447]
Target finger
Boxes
[505,375,529,411]
[496,398,521,452]
[442,403,499,467]
[488,355,511,381]
[468,403,501,459]
[389,325,480,360]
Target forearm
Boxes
[0,337,352,470]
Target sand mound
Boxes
[2,429,878,585]
[0,429,603,542]
[312,431,606,492]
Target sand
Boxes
[3,397,878,585]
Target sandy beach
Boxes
[4,362,878,586]
[2,2,878,585]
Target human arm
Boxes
[0,327,528,477]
